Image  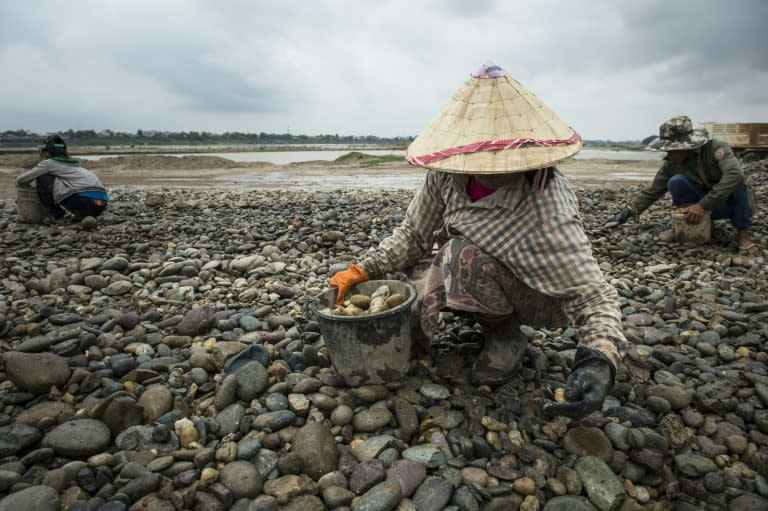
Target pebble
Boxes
[2,352,71,393]
[353,408,394,432]
[0,423,42,457]
[411,476,453,511]
[349,459,387,495]
[0,484,59,511]
[387,458,426,497]
[352,479,402,511]
[42,419,112,458]
[563,427,614,462]
[674,453,719,477]
[219,460,264,499]
[574,456,626,511]
[0,160,766,510]
[291,422,338,480]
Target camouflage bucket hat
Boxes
[647,115,709,151]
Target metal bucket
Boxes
[313,280,416,386]
[672,206,711,244]
[16,184,47,224]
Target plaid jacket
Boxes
[361,169,627,371]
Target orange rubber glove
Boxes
[329,263,369,305]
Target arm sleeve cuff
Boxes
[698,197,716,211]
[573,346,616,382]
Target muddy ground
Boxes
[0,152,662,198]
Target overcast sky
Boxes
[1,0,766,141]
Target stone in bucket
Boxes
[313,280,416,386]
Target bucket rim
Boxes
[312,280,416,322]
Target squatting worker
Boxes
[16,134,109,222]
[330,62,627,419]
[606,116,758,254]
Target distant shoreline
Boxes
[0,150,661,199]
[0,143,646,157]
[1,144,409,156]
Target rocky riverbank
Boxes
[0,161,767,511]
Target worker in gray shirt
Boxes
[16,134,109,222]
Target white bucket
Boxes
[672,206,711,244]
[16,184,47,224]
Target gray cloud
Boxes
[0,1,765,140]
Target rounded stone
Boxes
[219,460,264,499]
[3,352,72,394]
[352,408,393,433]
[0,484,60,511]
[292,422,338,481]
[563,427,614,463]
[137,383,173,423]
[330,404,354,426]
[43,419,112,458]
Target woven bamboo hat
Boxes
[406,61,582,174]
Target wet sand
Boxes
[0,153,662,198]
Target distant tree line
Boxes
[0,129,414,148]
[0,129,644,148]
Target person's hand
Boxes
[605,207,632,225]
[544,350,613,419]
[328,263,368,305]
[684,203,706,224]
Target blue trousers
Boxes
[667,174,752,230]
[36,174,107,219]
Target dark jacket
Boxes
[631,138,748,216]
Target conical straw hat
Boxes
[406,62,582,174]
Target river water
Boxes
[79,148,662,165]
[1,148,661,197]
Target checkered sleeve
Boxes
[361,170,446,277]
[509,181,627,371]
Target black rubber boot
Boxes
[471,315,527,385]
